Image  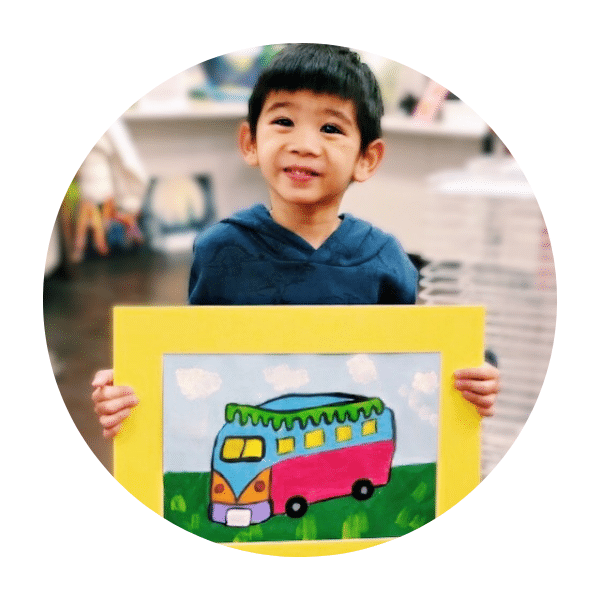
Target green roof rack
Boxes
[225,397,385,431]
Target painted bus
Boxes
[208,392,396,527]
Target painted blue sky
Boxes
[163,352,440,473]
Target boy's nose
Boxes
[288,129,322,156]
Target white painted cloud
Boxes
[263,364,309,392]
[398,384,409,398]
[419,406,432,421]
[346,354,378,384]
[407,390,438,426]
[176,368,222,400]
[412,371,438,394]
[404,370,440,427]
[408,393,420,410]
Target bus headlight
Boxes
[210,471,235,503]
[239,468,271,504]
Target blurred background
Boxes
[43,45,556,478]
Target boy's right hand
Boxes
[91,369,139,438]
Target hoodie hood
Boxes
[222,204,392,267]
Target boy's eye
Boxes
[321,123,343,134]
[272,118,293,127]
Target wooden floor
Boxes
[44,250,192,473]
[43,249,554,479]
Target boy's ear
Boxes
[352,139,385,183]
[238,121,258,166]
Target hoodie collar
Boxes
[222,203,388,266]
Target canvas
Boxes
[113,305,484,556]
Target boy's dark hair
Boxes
[248,44,384,153]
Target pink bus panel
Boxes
[270,440,394,514]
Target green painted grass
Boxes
[163,463,435,544]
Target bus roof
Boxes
[224,393,385,431]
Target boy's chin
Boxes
[270,190,345,207]
[273,198,343,211]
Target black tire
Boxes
[285,496,308,518]
[352,479,374,500]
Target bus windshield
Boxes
[221,436,265,462]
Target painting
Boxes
[113,305,484,556]
[142,174,215,252]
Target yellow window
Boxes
[362,419,377,436]
[305,429,325,449]
[242,438,264,459]
[222,437,244,460]
[336,425,352,442]
[277,437,295,455]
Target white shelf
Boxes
[124,99,247,121]
[123,99,487,139]
[382,104,488,139]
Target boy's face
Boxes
[242,90,378,212]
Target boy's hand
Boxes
[453,363,499,417]
[91,369,139,438]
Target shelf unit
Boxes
[122,98,488,254]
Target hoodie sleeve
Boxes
[188,224,229,305]
[188,220,258,305]
[188,233,209,304]
[376,237,419,305]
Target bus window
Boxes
[336,425,352,442]
[362,419,378,436]
[243,438,263,459]
[277,437,295,455]
[305,429,325,449]
[222,437,244,460]
[221,437,265,462]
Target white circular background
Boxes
[6,2,597,597]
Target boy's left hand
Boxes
[453,363,500,417]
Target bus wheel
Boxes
[285,496,308,518]
[352,479,374,500]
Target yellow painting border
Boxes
[113,305,484,557]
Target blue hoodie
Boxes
[188,204,417,305]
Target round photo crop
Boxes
[43,43,556,557]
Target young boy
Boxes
[92,44,499,438]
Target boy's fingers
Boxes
[99,407,132,431]
[92,369,115,387]
[458,389,496,409]
[454,364,499,381]
[103,422,123,439]
[476,404,495,417]
[454,377,499,395]
[459,390,496,417]
[92,385,136,405]
[93,394,139,416]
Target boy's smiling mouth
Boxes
[284,165,321,182]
